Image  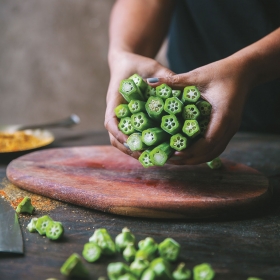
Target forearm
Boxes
[108,0,175,61]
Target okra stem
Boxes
[129,73,148,93]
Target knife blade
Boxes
[0,196,23,254]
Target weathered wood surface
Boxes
[1,131,280,280]
[6,146,270,219]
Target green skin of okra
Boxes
[138,149,154,168]
[161,114,182,135]
[170,133,188,151]
[156,84,172,100]
[142,127,169,146]
[150,142,174,166]
[131,112,156,132]
[182,86,201,104]
[127,133,148,151]
[164,97,183,115]
[145,96,166,122]
[118,117,136,135]
[171,90,182,99]
[119,79,144,102]
[129,73,148,93]
[128,100,146,114]
[115,104,132,118]
[182,119,201,138]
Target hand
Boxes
[147,56,253,165]
[105,51,175,159]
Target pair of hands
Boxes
[105,52,251,165]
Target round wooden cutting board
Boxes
[6,146,271,219]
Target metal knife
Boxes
[0,197,24,254]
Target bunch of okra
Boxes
[115,74,220,168]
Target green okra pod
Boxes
[182,119,201,138]
[123,243,137,262]
[150,142,174,166]
[142,127,169,146]
[196,100,212,117]
[131,112,156,132]
[115,104,132,119]
[156,84,172,100]
[115,227,136,253]
[161,114,182,135]
[170,133,188,151]
[107,262,130,280]
[182,104,200,120]
[164,97,184,115]
[182,86,201,104]
[119,79,144,102]
[199,118,210,135]
[206,157,222,169]
[171,89,182,99]
[129,73,148,93]
[158,238,180,262]
[138,150,154,168]
[128,100,147,114]
[118,117,136,135]
[127,133,148,151]
[144,85,156,100]
[16,196,35,214]
[145,96,166,121]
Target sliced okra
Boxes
[138,150,154,168]
[118,272,138,280]
[182,120,201,138]
[206,157,222,169]
[145,96,165,121]
[150,142,174,166]
[170,133,188,151]
[150,257,173,280]
[193,263,215,280]
[35,215,53,235]
[164,97,183,115]
[60,253,89,278]
[27,217,38,233]
[129,73,148,93]
[82,242,102,263]
[199,118,210,135]
[144,85,156,100]
[142,127,169,146]
[172,263,191,280]
[141,269,157,280]
[182,104,200,120]
[156,84,172,100]
[123,243,137,262]
[131,112,155,132]
[158,238,180,262]
[115,227,136,253]
[127,133,148,151]
[128,100,146,114]
[171,89,182,99]
[115,104,132,119]
[182,86,201,104]
[119,79,144,102]
[107,262,130,280]
[16,196,35,214]
[118,117,136,135]
[161,114,182,135]
[46,221,64,240]
[196,100,212,117]
[130,259,150,278]
[138,237,158,256]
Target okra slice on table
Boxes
[46,221,64,240]
[131,112,155,132]
[119,79,144,102]
[138,150,154,168]
[170,133,188,151]
[206,157,222,169]
[171,89,182,99]
[123,243,137,262]
[16,196,35,214]
[142,127,169,146]
[128,100,146,114]
[127,133,148,151]
[138,237,158,256]
[161,114,182,135]
[35,215,53,235]
[193,263,215,280]
[60,253,89,278]
[115,227,136,252]
[149,257,173,280]
[27,217,38,233]
[196,100,212,117]
[82,242,102,262]
[144,85,156,100]
[172,263,191,280]
[182,104,200,120]
[156,84,172,100]
[129,73,148,93]
[130,259,150,278]
[182,86,201,104]
[199,118,210,135]
[115,104,131,119]
[164,97,183,115]
[145,96,165,121]
[107,262,130,280]
[118,117,136,135]
[158,238,180,262]
[141,268,157,280]
[182,120,201,138]
[150,142,174,166]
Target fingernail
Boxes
[147,78,159,83]
[123,143,130,150]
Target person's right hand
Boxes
[105,51,175,159]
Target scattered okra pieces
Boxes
[115,227,136,253]
[158,238,181,262]
[27,217,38,233]
[46,221,64,240]
[172,262,191,280]
[193,263,215,280]
[138,150,154,168]
[127,133,148,151]
[16,196,35,214]
[206,157,222,169]
[123,243,137,262]
[35,215,54,235]
[82,242,102,263]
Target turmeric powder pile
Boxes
[0,131,53,152]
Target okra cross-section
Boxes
[170,133,188,151]
[119,79,144,102]
[129,73,147,93]
[128,100,146,114]
[207,157,222,169]
[182,104,200,120]
[115,104,131,118]
[182,119,201,138]
[138,150,154,168]
[171,89,182,99]
[118,117,136,135]
[156,83,172,100]
[161,114,182,135]
[150,142,174,166]
[164,97,183,115]
[127,133,148,151]
[131,112,155,132]
[144,85,156,100]
[142,127,169,146]
[182,86,201,104]
[145,96,165,121]
[196,100,212,116]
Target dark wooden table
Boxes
[1,129,280,280]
